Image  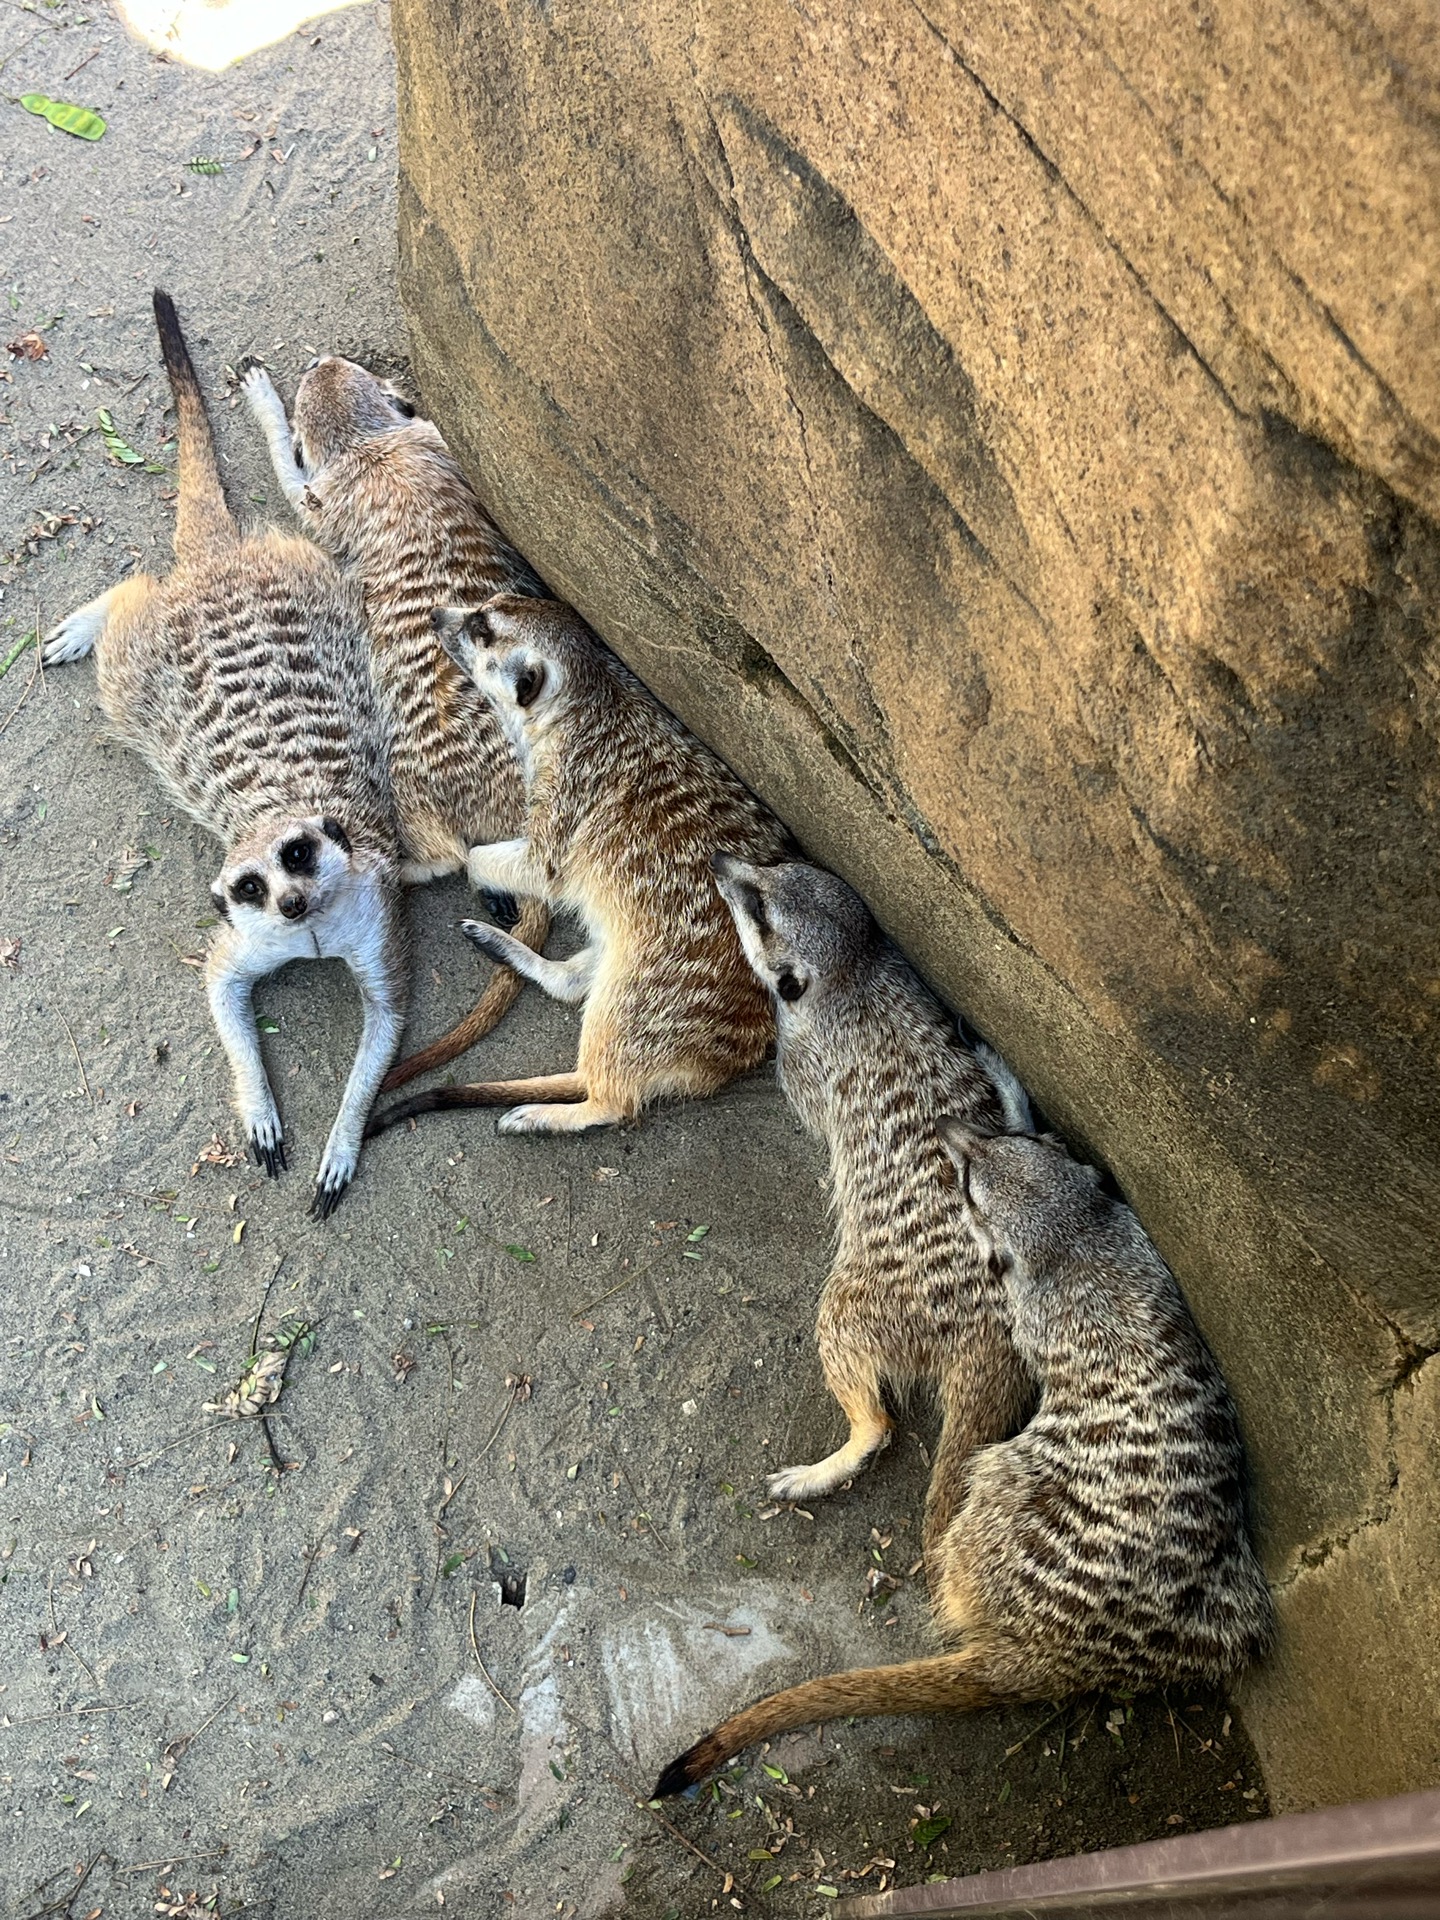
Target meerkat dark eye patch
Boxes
[231,872,267,908]
[776,967,806,1003]
[741,887,770,938]
[280,836,315,875]
[513,662,546,710]
[320,817,351,852]
[391,396,416,419]
[210,886,231,924]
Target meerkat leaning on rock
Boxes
[656,1123,1274,1793]
[237,350,549,1090]
[711,856,1034,1541]
[365,595,792,1138]
[43,291,407,1219]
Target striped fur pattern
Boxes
[239,351,550,1088]
[655,1114,1273,1794]
[366,595,791,1138]
[710,858,1034,1542]
[42,292,407,1219]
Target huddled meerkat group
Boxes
[44,294,1274,1811]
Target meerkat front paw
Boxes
[248,1110,287,1178]
[310,1141,357,1221]
[235,354,272,392]
[42,603,104,665]
[460,918,511,962]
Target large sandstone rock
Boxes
[392,0,1440,1810]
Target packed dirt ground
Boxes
[0,3,1268,1914]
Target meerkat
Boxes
[711,856,1034,1543]
[656,1123,1274,1793]
[236,350,549,1090]
[42,291,407,1219]
[364,594,792,1139]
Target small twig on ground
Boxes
[55,1007,92,1104]
[125,1422,232,1468]
[47,1569,97,1685]
[473,1378,522,1466]
[468,1590,517,1716]
[163,1692,235,1775]
[1004,1699,1071,1758]
[606,1771,757,1905]
[295,1541,320,1610]
[17,1848,106,1920]
[250,1255,285,1357]
[62,45,99,80]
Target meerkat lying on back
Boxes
[365,596,791,1138]
[712,856,1033,1540]
[42,292,407,1219]
[657,1125,1274,1792]
[238,351,549,1089]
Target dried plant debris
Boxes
[6,330,47,361]
[108,846,150,893]
[190,1133,242,1176]
[205,1318,315,1418]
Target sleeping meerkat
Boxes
[656,1124,1274,1793]
[42,292,407,1219]
[365,595,791,1138]
[711,856,1033,1540]
[237,351,549,1090]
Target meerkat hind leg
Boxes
[767,1355,893,1503]
[498,1096,624,1135]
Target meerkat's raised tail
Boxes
[152,290,234,562]
[365,1070,585,1137]
[653,1649,1022,1798]
[378,896,551,1092]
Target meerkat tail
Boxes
[152,290,234,561]
[365,1070,585,1137]
[378,897,551,1092]
[652,1650,1018,1798]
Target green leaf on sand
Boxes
[913,1814,951,1848]
[96,407,144,465]
[20,94,107,141]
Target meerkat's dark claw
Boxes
[234,353,268,382]
[478,886,520,930]
[309,1173,350,1222]
[251,1133,287,1178]
[460,918,508,960]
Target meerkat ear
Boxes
[301,485,322,514]
[937,1114,994,1157]
[320,817,351,852]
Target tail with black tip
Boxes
[379,897,551,1091]
[653,1649,1020,1797]
[152,290,234,561]
[365,1070,585,1138]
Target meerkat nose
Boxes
[278,891,308,920]
[711,850,739,879]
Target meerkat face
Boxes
[432,601,566,751]
[292,354,419,469]
[938,1121,1104,1270]
[712,855,879,1015]
[211,816,355,932]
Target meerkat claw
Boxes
[309,1181,346,1222]
[460,918,508,959]
[250,1132,286,1178]
[234,353,269,385]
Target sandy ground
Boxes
[0,5,1269,1916]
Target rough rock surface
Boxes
[392,0,1440,1812]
